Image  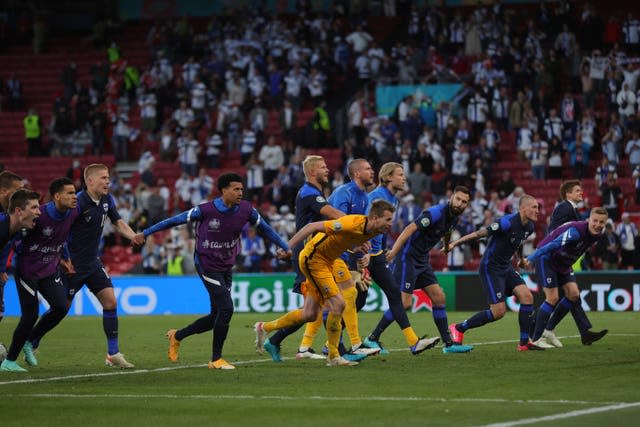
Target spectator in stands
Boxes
[496,170,516,200]
[469,158,486,196]
[90,105,108,156]
[331,169,344,192]
[625,130,640,174]
[348,93,367,146]
[204,129,222,169]
[407,162,429,206]
[259,136,285,186]
[142,237,163,275]
[469,190,488,227]
[580,59,594,109]
[595,157,618,190]
[61,62,77,103]
[508,91,526,132]
[240,123,257,165]
[173,100,195,132]
[596,221,620,270]
[23,109,42,157]
[6,73,23,111]
[66,159,84,190]
[241,227,266,273]
[601,173,623,221]
[394,193,421,235]
[529,132,548,180]
[559,91,580,141]
[147,186,166,226]
[177,129,200,177]
[279,99,297,142]
[450,144,470,189]
[430,162,448,201]
[618,81,637,124]
[516,122,533,161]
[284,66,306,111]
[467,91,489,139]
[346,24,373,55]
[139,90,158,136]
[165,245,186,275]
[622,13,640,53]
[112,107,130,161]
[245,154,264,204]
[174,172,193,211]
[249,99,268,145]
[567,132,590,179]
[192,168,214,204]
[543,107,563,142]
[616,212,639,269]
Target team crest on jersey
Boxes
[490,222,499,231]
[103,203,109,212]
[316,196,325,203]
[420,217,430,227]
[42,226,54,237]
[208,219,221,231]
[332,221,342,231]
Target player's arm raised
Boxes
[446,227,488,253]
[386,222,417,263]
[288,221,327,249]
[319,204,344,219]
[115,218,138,242]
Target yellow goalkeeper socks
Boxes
[341,286,361,348]
[299,311,323,350]
[402,326,420,346]
[263,309,302,333]
[326,311,342,359]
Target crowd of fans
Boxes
[3,2,640,273]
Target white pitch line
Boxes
[0,333,636,386]
[0,393,632,407]
[474,401,640,427]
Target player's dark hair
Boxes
[8,189,40,213]
[217,173,243,192]
[369,199,395,217]
[560,180,581,200]
[0,170,23,190]
[49,177,75,197]
[452,186,470,196]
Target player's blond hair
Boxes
[378,162,403,185]
[519,194,537,208]
[84,163,109,181]
[590,207,608,217]
[302,155,325,179]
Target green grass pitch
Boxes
[1,311,639,426]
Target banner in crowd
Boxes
[2,273,456,316]
[375,84,462,116]
[3,272,637,316]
